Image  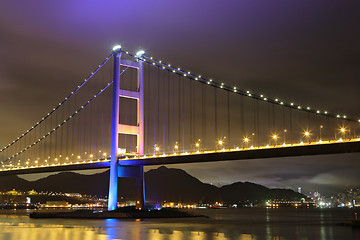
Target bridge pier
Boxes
[108,164,145,211]
[118,165,145,210]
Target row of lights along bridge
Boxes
[6,126,357,168]
[152,126,355,153]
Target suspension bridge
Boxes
[0,45,359,210]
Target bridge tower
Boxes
[108,46,145,211]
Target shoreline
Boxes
[29,207,208,219]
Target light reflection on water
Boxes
[0,208,359,240]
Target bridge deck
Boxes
[0,140,359,176]
[120,140,360,166]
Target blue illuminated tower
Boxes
[108,46,145,211]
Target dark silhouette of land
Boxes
[0,166,306,204]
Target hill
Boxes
[0,166,306,204]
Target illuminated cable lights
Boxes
[128,50,358,123]
[0,52,113,154]
[1,62,131,164]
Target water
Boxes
[0,208,359,240]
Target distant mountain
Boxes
[145,166,220,203]
[220,182,305,204]
[0,175,31,192]
[0,166,306,204]
[31,171,111,196]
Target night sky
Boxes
[1,1,359,194]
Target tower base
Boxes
[116,165,145,210]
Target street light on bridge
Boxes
[174,142,179,154]
[303,130,311,143]
[339,127,347,139]
[195,139,201,152]
[272,134,278,146]
[217,137,226,150]
[218,140,223,150]
[154,145,160,155]
[243,137,249,148]
[319,125,323,141]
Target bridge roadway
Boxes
[0,140,359,176]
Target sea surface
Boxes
[0,208,359,240]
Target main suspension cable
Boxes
[0,52,114,153]
[127,52,358,123]
[1,66,129,164]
